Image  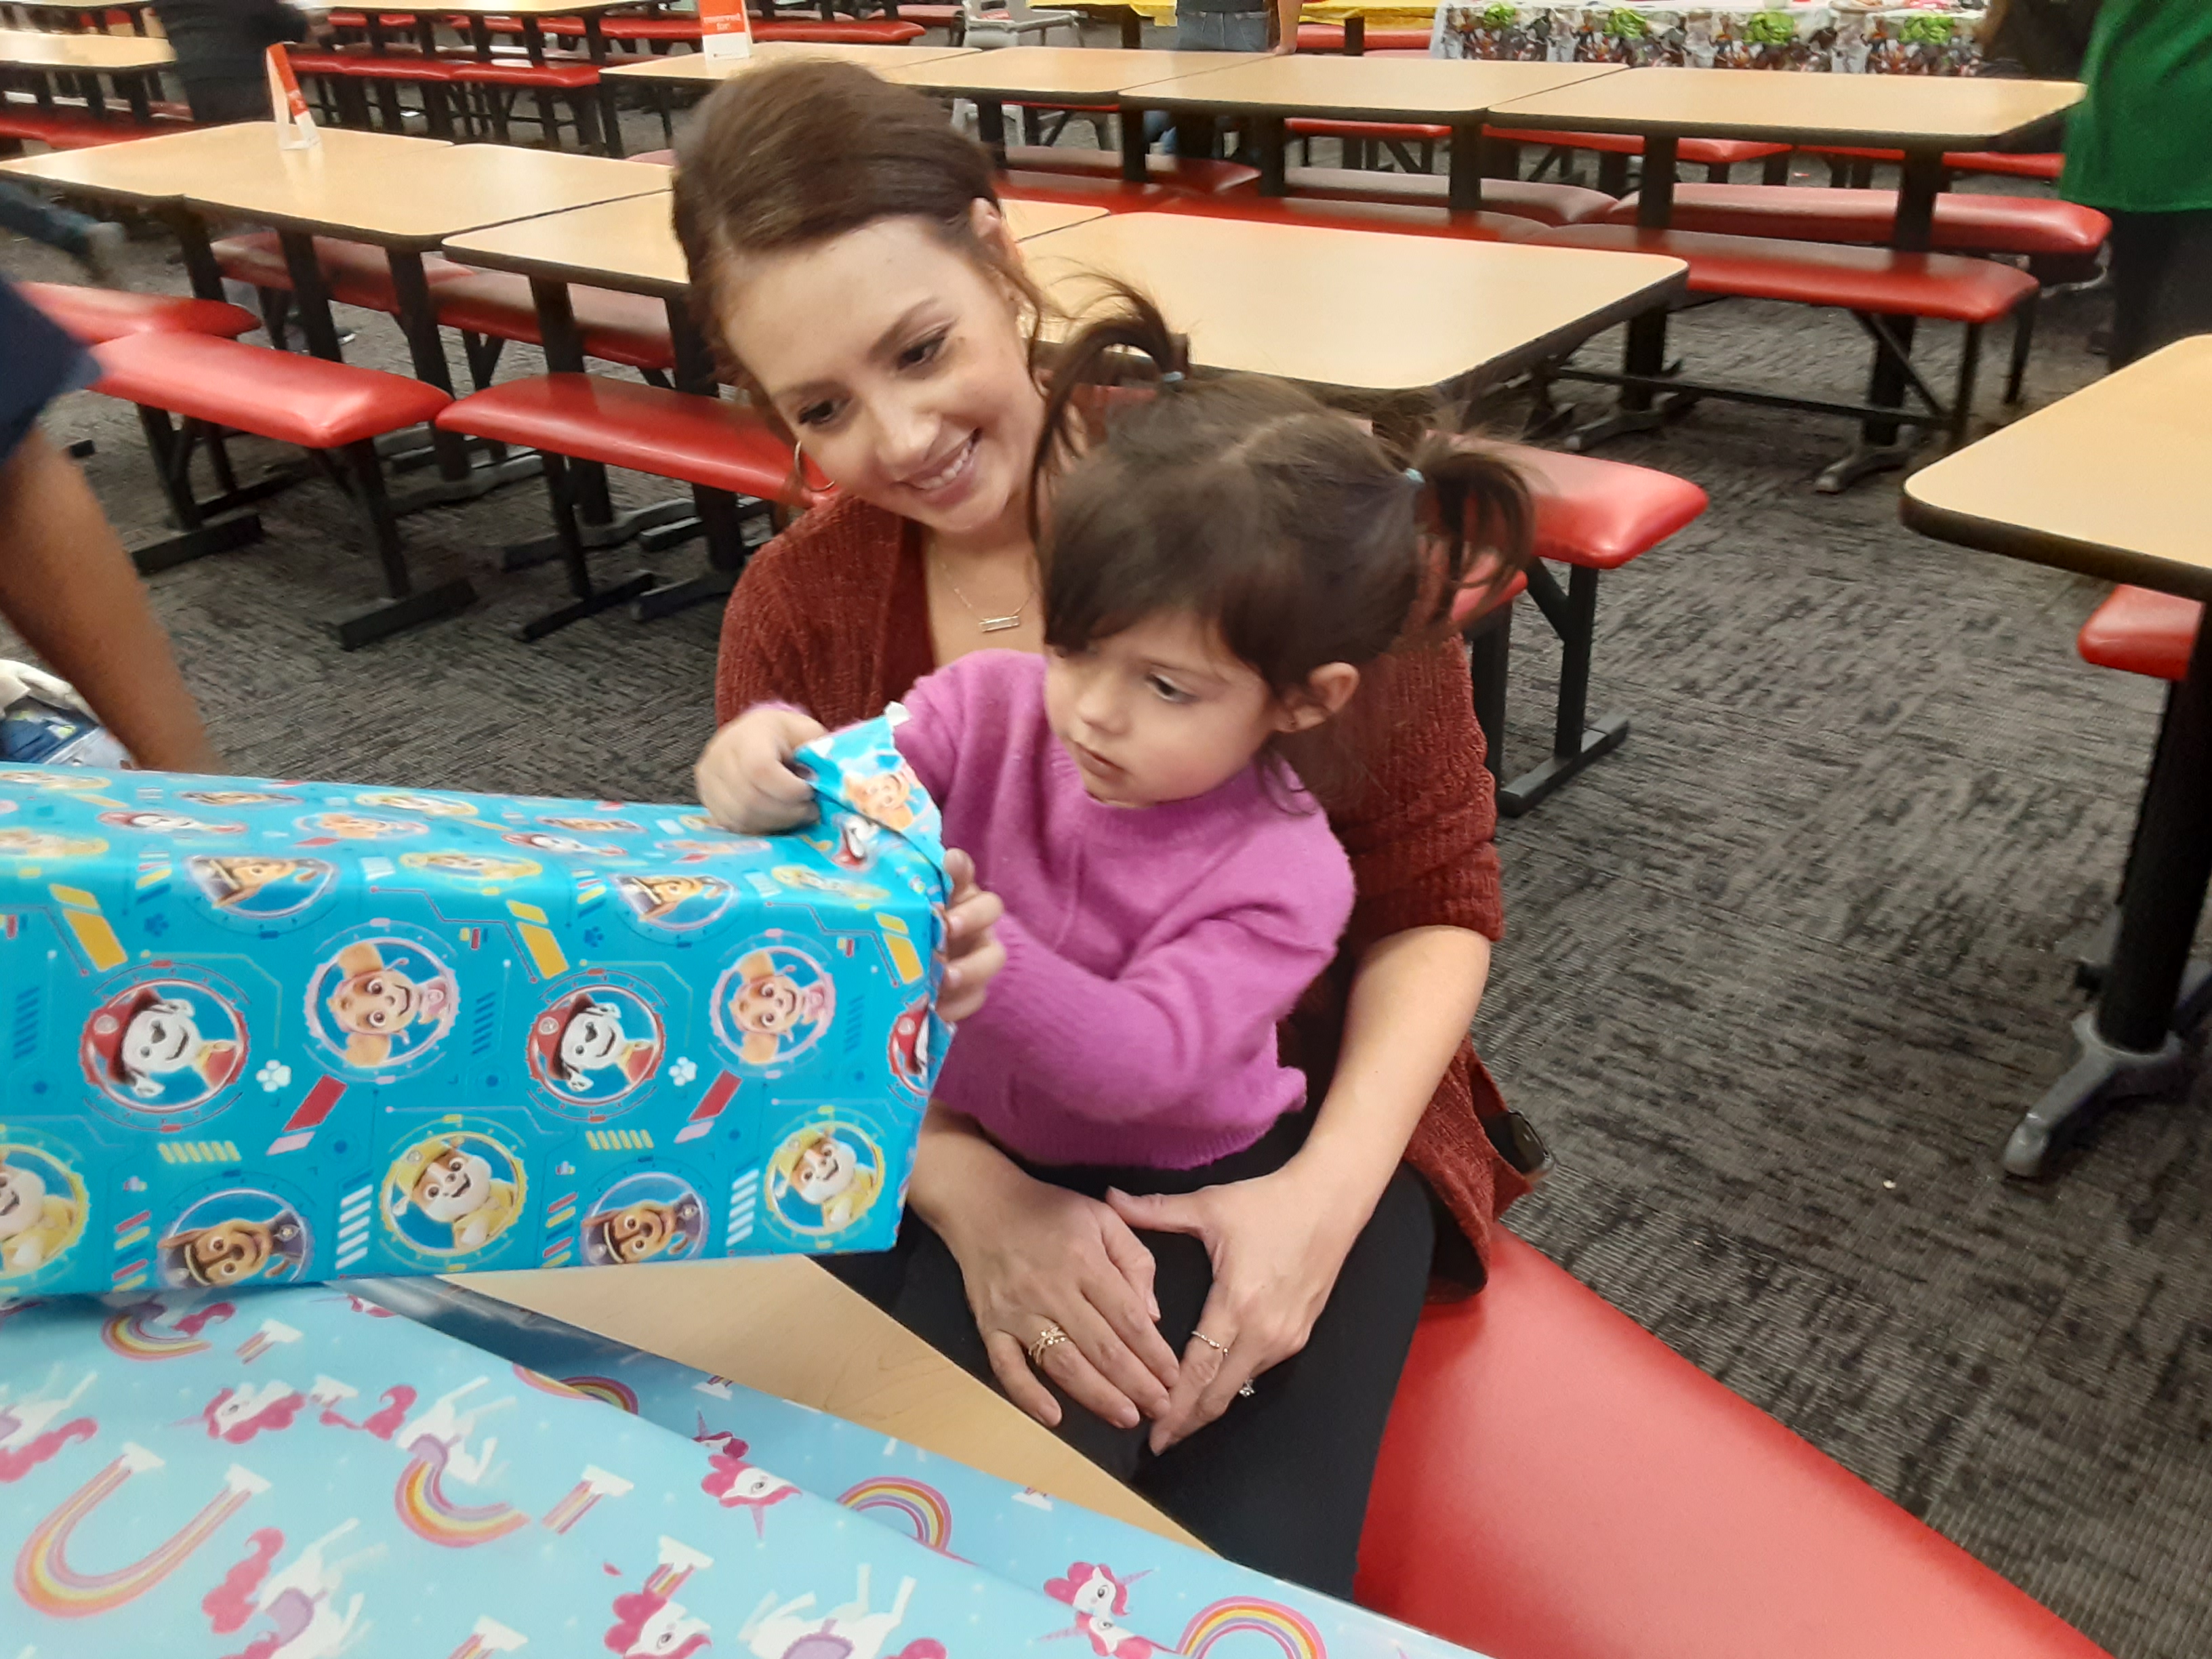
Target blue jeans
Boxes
[0,182,98,260]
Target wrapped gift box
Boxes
[0,716,948,1299]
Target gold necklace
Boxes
[933,556,1033,634]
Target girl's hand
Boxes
[937,849,1005,1025]
[923,1147,1182,1433]
[1108,1156,1366,1452]
[695,707,826,833]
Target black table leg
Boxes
[1568,132,1677,452]
[1816,145,1944,493]
[386,248,470,479]
[1252,112,1286,197]
[1120,98,1149,182]
[975,96,1005,165]
[172,209,224,300]
[583,16,624,156]
[279,229,346,360]
[1119,5,1141,47]
[630,295,757,621]
[523,16,546,63]
[1446,118,1485,212]
[123,69,148,123]
[2005,621,2212,1176]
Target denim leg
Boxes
[0,182,98,261]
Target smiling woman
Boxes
[675,61,1538,1599]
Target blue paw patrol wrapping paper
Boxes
[0,716,951,1300]
[367,1277,1494,1659]
[0,1285,1100,1656]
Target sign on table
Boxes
[1435,1,1988,73]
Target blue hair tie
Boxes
[1160,370,1184,384]
[1404,466,1424,485]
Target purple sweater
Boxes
[892,651,1354,1170]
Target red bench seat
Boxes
[1001,146,1258,194]
[750,18,924,41]
[430,272,676,373]
[1807,144,2066,184]
[0,106,187,150]
[1169,190,1545,241]
[1288,115,1452,144]
[1486,125,1792,171]
[1282,165,1613,225]
[1604,183,2109,260]
[1296,22,1431,49]
[1536,224,2041,323]
[20,282,257,345]
[449,58,598,87]
[289,49,459,81]
[1357,1230,2112,1659]
[2079,586,2200,682]
[212,232,476,316]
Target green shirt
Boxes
[2061,0,2212,213]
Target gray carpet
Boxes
[6,144,2208,1659]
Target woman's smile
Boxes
[899,430,982,504]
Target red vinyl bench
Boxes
[89,331,473,647]
[751,18,925,41]
[1449,444,1706,813]
[1533,222,2041,451]
[434,373,818,638]
[1281,166,1614,226]
[0,106,190,150]
[1296,22,1431,50]
[1806,144,2066,186]
[430,270,677,380]
[18,282,257,345]
[211,231,476,344]
[1486,125,1795,188]
[1165,188,1547,243]
[1001,146,1258,194]
[1357,1229,2113,1659]
[1286,115,1452,174]
[1601,183,2109,262]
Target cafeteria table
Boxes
[600,38,979,85]
[472,1255,1204,1546]
[1483,66,2084,486]
[1021,207,1685,392]
[438,192,1109,617]
[1900,337,2212,1177]
[1118,54,1618,209]
[0,0,152,31]
[0,22,169,119]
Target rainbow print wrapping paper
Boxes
[363,1276,1494,1659]
[0,714,950,1300]
[0,1284,1096,1656]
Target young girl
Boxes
[700,291,1530,1500]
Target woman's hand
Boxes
[1108,1154,1368,1453]
[918,1119,1181,1433]
[937,848,1004,1024]
[695,706,826,833]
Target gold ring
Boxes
[1191,1330,1230,1357]
[1027,1324,1071,1366]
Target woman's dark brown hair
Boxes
[671,60,1042,396]
[1031,289,1534,805]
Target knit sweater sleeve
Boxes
[1329,637,1504,955]
[967,830,1353,1125]
[715,526,823,727]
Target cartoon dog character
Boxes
[386,1137,518,1252]
[98,809,243,836]
[399,850,541,884]
[583,1195,701,1265]
[502,830,624,859]
[323,942,454,1068]
[0,1158,80,1274]
[724,952,833,1066]
[83,984,242,1101]
[160,1212,308,1288]
[772,865,888,903]
[773,1130,879,1233]
[529,992,659,1096]
[614,873,728,925]
[842,761,923,832]
[186,855,334,913]
[355,791,475,817]
[0,828,104,859]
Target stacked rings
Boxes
[1028,1322,1071,1366]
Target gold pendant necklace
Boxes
[934,557,1033,634]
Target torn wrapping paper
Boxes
[0,1284,1103,1656]
[0,716,949,1299]
[361,1276,1494,1659]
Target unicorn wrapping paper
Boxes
[363,1276,1494,1659]
[0,714,951,1300]
[0,1285,1108,1656]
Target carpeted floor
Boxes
[6,134,2208,1659]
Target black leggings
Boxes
[825,1111,1435,1598]
[2106,209,2212,370]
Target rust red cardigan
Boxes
[714,496,1528,1281]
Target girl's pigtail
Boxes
[1400,433,1535,633]
[1027,282,1189,545]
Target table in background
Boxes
[0,0,152,33]
[880,45,1259,159]
[1484,66,2081,480]
[1902,337,2212,1177]
[1436,1,1988,72]
[600,37,978,86]
[1021,207,1684,390]
[0,22,167,116]
[1117,54,1618,206]
[468,1256,1204,1547]
[1074,0,1435,49]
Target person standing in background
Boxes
[2060,0,2212,367]
[147,0,312,124]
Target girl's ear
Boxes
[1273,663,1361,733]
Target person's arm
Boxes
[0,431,218,773]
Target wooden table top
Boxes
[1901,337,2212,603]
[1023,209,1683,390]
[467,1256,1202,1547]
[441,191,1105,297]
[0,121,444,205]
[174,138,668,247]
[882,45,1263,100]
[0,24,169,67]
[1486,65,2083,150]
[602,39,978,84]
[1123,53,1617,120]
